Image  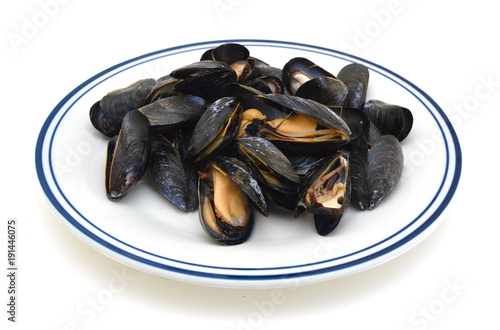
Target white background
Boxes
[2,0,499,329]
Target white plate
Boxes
[36,40,461,289]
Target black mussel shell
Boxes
[147,135,198,212]
[366,135,404,210]
[138,95,206,133]
[236,136,300,210]
[295,76,348,107]
[337,63,370,110]
[282,57,337,95]
[106,110,151,201]
[363,100,413,142]
[90,78,157,137]
[186,96,242,163]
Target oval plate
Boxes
[36,40,461,289]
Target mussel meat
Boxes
[198,158,256,245]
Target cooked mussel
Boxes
[296,153,350,236]
[282,57,348,106]
[236,136,300,210]
[337,63,370,110]
[169,60,237,101]
[90,78,157,137]
[186,96,242,162]
[138,95,206,133]
[366,134,404,209]
[363,99,413,142]
[105,110,151,201]
[198,157,256,245]
[147,134,198,212]
[282,57,337,95]
[201,43,253,83]
[251,94,351,151]
[294,76,348,108]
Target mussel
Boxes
[282,57,348,107]
[337,63,370,110]
[198,156,260,245]
[363,100,413,142]
[365,135,404,209]
[105,110,151,201]
[90,78,157,137]
[236,136,300,210]
[186,96,242,163]
[296,153,350,236]
[169,60,237,101]
[250,94,352,151]
[138,95,206,134]
[147,134,198,212]
[201,43,253,83]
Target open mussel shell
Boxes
[198,160,254,245]
[366,135,404,210]
[236,136,300,210]
[363,99,413,142]
[337,63,370,110]
[282,57,337,95]
[90,78,157,137]
[211,155,268,217]
[210,43,250,65]
[252,94,351,152]
[105,110,151,201]
[295,153,350,236]
[246,75,285,94]
[186,96,242,163]
[294,76,348,107]
[138,95,206,133]
[147,134,198,212]
[201,43,253,83]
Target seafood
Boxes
[90,78,157,137]
[363,99,413,142]
[236,136,300,211]
[185,96,242,162]
[366,134,404,209]
[296,153,350,236]
[337,63,370,110]
[250,94,352,151]
[89,42,415,244]
[106,110,151,201]
[170,60,237,101]
[137,95,206,133]
[198,157,257,245]
[147,134,198,212]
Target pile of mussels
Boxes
[89,43,413,245]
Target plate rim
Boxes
[35,39,462,288]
